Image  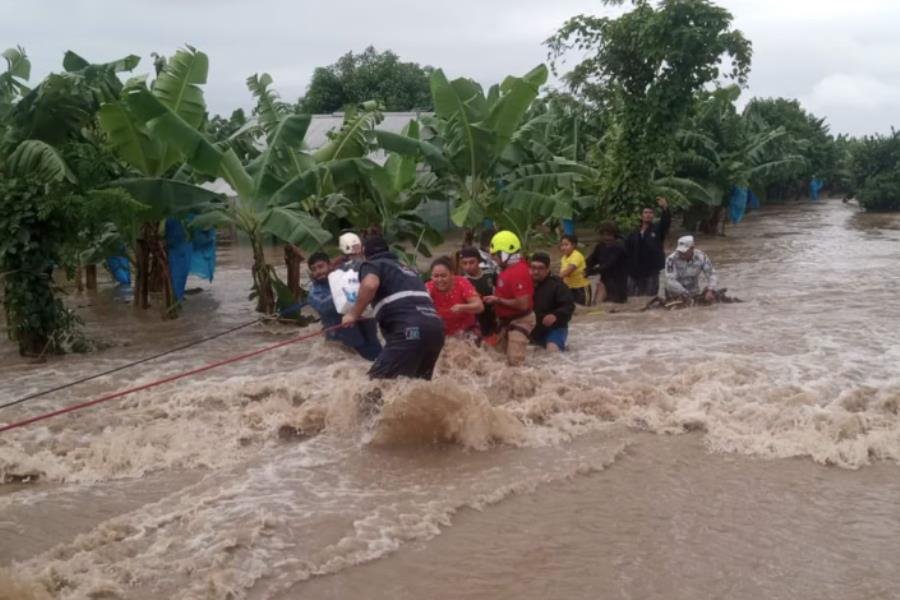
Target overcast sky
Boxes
[3,0,897,136]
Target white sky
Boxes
[3,0,898,136]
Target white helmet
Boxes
[338,232,362,255]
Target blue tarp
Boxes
[562,218,575,236]
[165,218,193,301]
[729,187,748,224]
[106,255,131,286]
[105,219,216,301]
[810,179,825,201]
[748,190,761,210]
[190,225,217,282]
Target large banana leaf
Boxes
[313,103,380,162]
[2,47,30,80]
[374,129,450,172]
[98,102,162,175]
[6,139,75,183]
[152,46,209,171]
[485,65,548,149]
[246,73,281,138]
[107,177,226,222]
[123,87,253,197]
[259,206,332,251]
[249,113,312,205]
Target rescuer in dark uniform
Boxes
[341,236,445,380]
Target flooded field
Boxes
[1,199,899,599]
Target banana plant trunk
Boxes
[251,235,276,315]
[284,244,304,301]
[135,222,177,317]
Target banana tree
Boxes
[671,87,804,233]
[98,46,231,315]
[376,65,598,244]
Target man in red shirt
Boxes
[483,231,536,366]
[426,256,484,336]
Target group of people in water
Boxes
[305,197,721,380]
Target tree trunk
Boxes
[699,206,724,236]
[252,237,275,314]
[75,265,84,293]
[284,244,304,301]
[85,264,98,291]
[134,222,177,317]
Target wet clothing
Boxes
[465,271,497,336]
[570,286,588,307]
[493,258,535,366]
[426,276,479,336]
[531,275,575,349]
[494,259,534,319]
[308,279,382,361]
[359,251,445,379]
[625,209,671,296]
[586,241,629,304]
[664,249,719,299]
[561,250,590,292]
[498,312,536,366]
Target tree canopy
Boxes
[298,46,433,114]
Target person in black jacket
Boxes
[342,236,445,380]
[586,221,629,304]
[625,196,670,296]
[529,252,575,352]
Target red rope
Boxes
[0,325,340,434]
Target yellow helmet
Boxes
[490,230,522,254]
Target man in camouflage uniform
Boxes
[664,236,719,303]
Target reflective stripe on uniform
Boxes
[373,290,432,317]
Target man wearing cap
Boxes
[529,252,575,352]
[342,236,445,380]
[625,196,671,296]
[307,252,382,361]
[336,231,364,267]
[483,231,535,366]
[665,235,719,303]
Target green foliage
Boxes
[299,46,433,113]
[850,131,900,211]
[0,177,90,355]
[546,0,753,216]
[743,97,838,200]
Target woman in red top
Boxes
[426,257,484,336]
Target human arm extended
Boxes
[483,293,530,312]
[701,254,718,292]
[342,274,379,326]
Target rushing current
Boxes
[1,199,899,600]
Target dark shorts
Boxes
[571,286,589,306]
[628,274,660,297]
[369,315,445,380]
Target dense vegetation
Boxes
[0,0,894,355]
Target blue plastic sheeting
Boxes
[165,218,193,301]
[562,218,575,235]
[810,179,825,201]
[729,187,749,224]
[748,190,761,210]
[190,226,216,282]
[106,255,131,286]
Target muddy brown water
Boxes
[1,199,899,600]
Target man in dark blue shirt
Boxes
[625,196,671,297]
[306,252,381,361]
[341,236,445,380]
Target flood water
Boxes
[1,199,899,599]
